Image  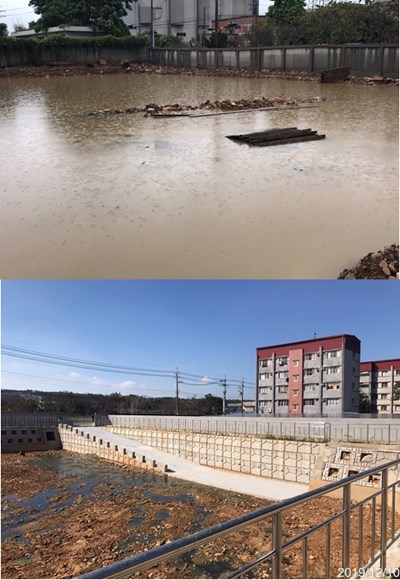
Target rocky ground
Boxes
[0,61,398,86]
[338,243,399,280]
[2,451,398,579]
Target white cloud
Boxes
[69,372,82,379]
[112,380,136,390]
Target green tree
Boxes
[29,0,135,36]
[0,23,8,37]
[267,0,306,25]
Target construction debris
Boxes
[320,67,350,83]
[226,127,326,147]
[87,96,324,117]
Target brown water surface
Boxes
[0,74,398,278]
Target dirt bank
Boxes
[2,451,397,579]
[338,243,399,279]
[0,61,398,85]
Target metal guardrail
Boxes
[80,458,400,580]
[107,415,400,444]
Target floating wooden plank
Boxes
[226,127,326,147]
[320,67,350,83]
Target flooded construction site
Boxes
[0,73,398,278]
[1,450,396,579]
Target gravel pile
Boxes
[338,243,399,279]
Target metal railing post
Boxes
[272,512,282,578]
[342,483,351,570]
[380,468,388,570]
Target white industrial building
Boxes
[123,0,258,43]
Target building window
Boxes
[293,404,299,410]
[379,405,388,411]
[378,394,388,399]
[278,386,288,394]
[277,400,288,406]
[395,370,400,376]
[260,387,272,395]
[360,371,369,376]
[324,366,341,374]
[293,360,299,367]
[261,359,272,368]
[378,371,390,377]
[304,353,316,361]
[276,371,288,378]
[259,401,266,407]
[379,382,389,388]
[303,399,316,406]
[260,373,272,381]
[304,369,315,376]
[304,384,317,391]
[176,32,186,36]
[325,399,340,406]
[325,383,340,390]
[293,389,299,396]
[324,350,340,359]
[293,374,299,381]
[278,357,288,366]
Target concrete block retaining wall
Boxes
[105,427,400,493]
[58,425,168,474]
[105,427,321,483]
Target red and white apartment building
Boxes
[360,359,400,415]
[256,334,361,417]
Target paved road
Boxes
[83,427,308,501]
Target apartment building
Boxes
[256,335,361,417]
[360,359,400,415]
[123,0,258,42]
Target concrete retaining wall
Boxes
[0,45,149,67]
[105,426,323,483]
[151,44,399,78]
[58,425,168,474]
[1,426,62,453]
[105,426,400,494]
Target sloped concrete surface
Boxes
[82,427,307,501]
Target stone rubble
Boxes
[87,95,324,117]
[338,243,399,280]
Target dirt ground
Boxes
[2,451,398,579]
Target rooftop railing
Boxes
[80,458,400,579]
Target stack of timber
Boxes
[226,127,326,147]
[320,67,350,83]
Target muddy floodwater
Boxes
[0,74,398,278]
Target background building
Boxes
[360,359,400,415]
[256,335,361,417]
[123,0,259,43]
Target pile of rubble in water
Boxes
[87,95,324,117]
[338,243,399,280]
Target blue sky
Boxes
[1,280,399,400]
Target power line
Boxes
[2,344,254,394]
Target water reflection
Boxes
[0,74,398,278]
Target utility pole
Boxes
[221,376,227,416]
[214,0,218,49]
[150,0,155,49]
[175,368,182,416]
[239,378,244,416]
